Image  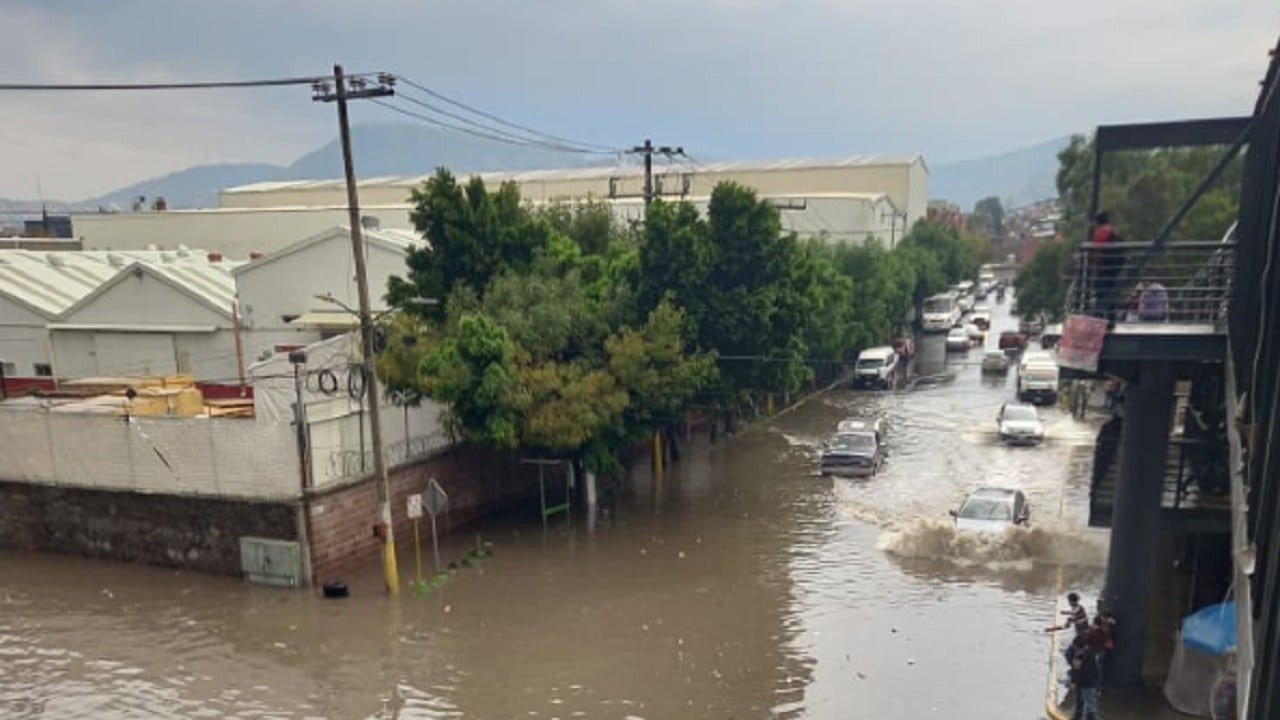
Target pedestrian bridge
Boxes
[1060,239,1233,375]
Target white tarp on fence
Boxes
[0,408,301,499]
[248,331,450,488]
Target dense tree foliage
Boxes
[386,168,554,317]
[384,175,984,470]
[1015,133,1242,320]
[970,196,1005,240]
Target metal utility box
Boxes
[239,536,303,588]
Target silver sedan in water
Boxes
[997,403,1045,445]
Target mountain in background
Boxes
[52,125,1069,212]
[73,124,608,210]
[930,136,1070,210]
[81,163,283,211]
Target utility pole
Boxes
[313,65,401,596]
[628,139,684,210]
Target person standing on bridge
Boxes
[1090,211,1123,318]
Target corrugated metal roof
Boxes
[230,226,425,278]
[222,155,926,195]
[0,249,241,319]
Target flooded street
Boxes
[1,299,1110,719]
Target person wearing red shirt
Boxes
[1091,212,1123,317]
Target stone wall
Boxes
[0,481,299,575]
[1,445,544,582]
[306,444,541,584]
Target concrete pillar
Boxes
[585,470,597,510]
[585,471,598,533]
[1100,364,1175,685]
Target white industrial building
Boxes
[70,155,928,255]
[70,205,413,261]
[607,192,906,245]
[233,226,424,363]
[0,250,236,380]
[49,253,241,381]
[0,226,421,385]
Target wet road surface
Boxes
[1,298,1110,719]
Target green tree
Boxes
[387,169,554,316]
[417,313,526,449]
[606,299,719,434]
[471,268,608,364]
[1055,133,1241,244]
[535,200,626,256]
[971,196,1005,240]
[897,220,982,288]
[1013,241,1070,321]
[519,361,628,457]
[1016,132,1241,321]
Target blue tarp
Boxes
[1181,601,1237,656]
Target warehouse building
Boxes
[70,155,928,255]
[48,251,242,381]
[233,225,424,362]
[0,249,235,382]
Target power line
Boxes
[391,90,612,155]
[0,76,348,91]
[370,97,612,155]
[394,75,619,152]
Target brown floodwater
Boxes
[1,299,1109,719]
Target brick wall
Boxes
[0,481,298,575]
[306,445,541,584]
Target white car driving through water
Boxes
[997,402,1045,445]
[946,326,973,352]
[951,487,1030,533]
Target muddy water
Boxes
[1,299,1109,719]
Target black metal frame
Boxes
[1236,37,1280,720]
[1078,63,1280,717]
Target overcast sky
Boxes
[1,0,1277,200]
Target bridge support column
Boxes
[1101,363,1175,686]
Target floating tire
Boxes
[322,581,349,599]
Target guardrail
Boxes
[1065,241,1235,324]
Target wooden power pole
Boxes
[313,65,401,596]
[628,139,684,210]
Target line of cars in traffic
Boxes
[817,409,1036,534]
[899,269,1043,531]
[825,267,1048,533]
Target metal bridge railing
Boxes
[1065,241,1235,325]
[1090,435,1230,526]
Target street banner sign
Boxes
[1058,314,1110,372]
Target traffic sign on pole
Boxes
[424,477,449,517]
[424,478,448,572]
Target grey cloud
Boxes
[0,0,1275,199]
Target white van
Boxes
[921,293,961,332]
[853,346,898,389]
[1018,360,1060,405]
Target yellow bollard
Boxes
[653,430,663,477]
[383,536,401,596]
[412,516,423,585]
